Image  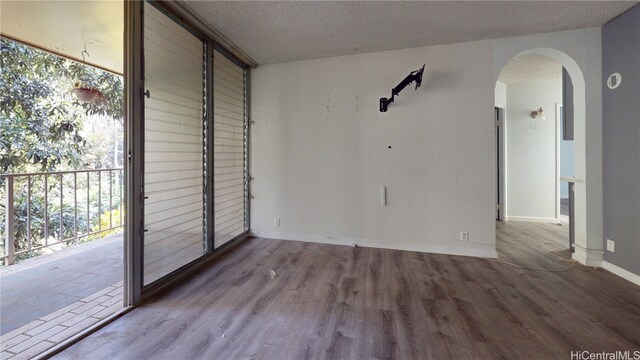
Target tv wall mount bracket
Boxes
[379,64,425,112]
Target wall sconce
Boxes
[530,107,546,120]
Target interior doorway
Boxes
[494,52,575,267]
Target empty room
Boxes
[0,1,639,359]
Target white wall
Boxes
[505,80,562,221]
[494,81,507,108]
[250,27,603,263]
[250,40,498,258]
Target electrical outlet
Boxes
[459,231,469,242]
[274,218,280,227]
[606,239,615,252]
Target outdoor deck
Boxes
[0,234,123,359]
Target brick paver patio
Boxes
[0,234,124,359]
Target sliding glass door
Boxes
[142,2,206,285]
[213,49,248,249]
[127,1,250,294]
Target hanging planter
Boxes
[73,81,102,103]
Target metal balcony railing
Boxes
[1,168,124,265]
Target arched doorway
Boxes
[494,48,596,266]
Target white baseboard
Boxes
[602,261,640,286]
[250,231,498,259]
[506,216,560,223]
[572,244,603,267]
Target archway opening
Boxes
[493,48,589,268]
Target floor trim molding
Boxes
[572,244,603,267]
[602,261,640,286]
[250,231,498,259]
[507,216,560,223]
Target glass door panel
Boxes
[213,49,247,248]
[143,2,205,285]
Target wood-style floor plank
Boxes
[55,221,640,359]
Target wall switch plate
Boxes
[459,231,469,242]
[606,239,615,252]
[274,218,280,227]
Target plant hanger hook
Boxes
[81,43,90,63]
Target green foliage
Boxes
[0,38,124,262]
[90,205,124,239]
[0,38,123,174]
[11,189,89,261]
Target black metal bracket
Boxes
[380,64,425,112]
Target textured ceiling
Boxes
[185,1,638,65]
[498,54,562,84]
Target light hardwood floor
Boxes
[54,221,640,359]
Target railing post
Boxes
[59,174,63,241]
[0,168,123,263]
[44,174,49,245]
[27,176,31,251]
[5,176,15,265]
